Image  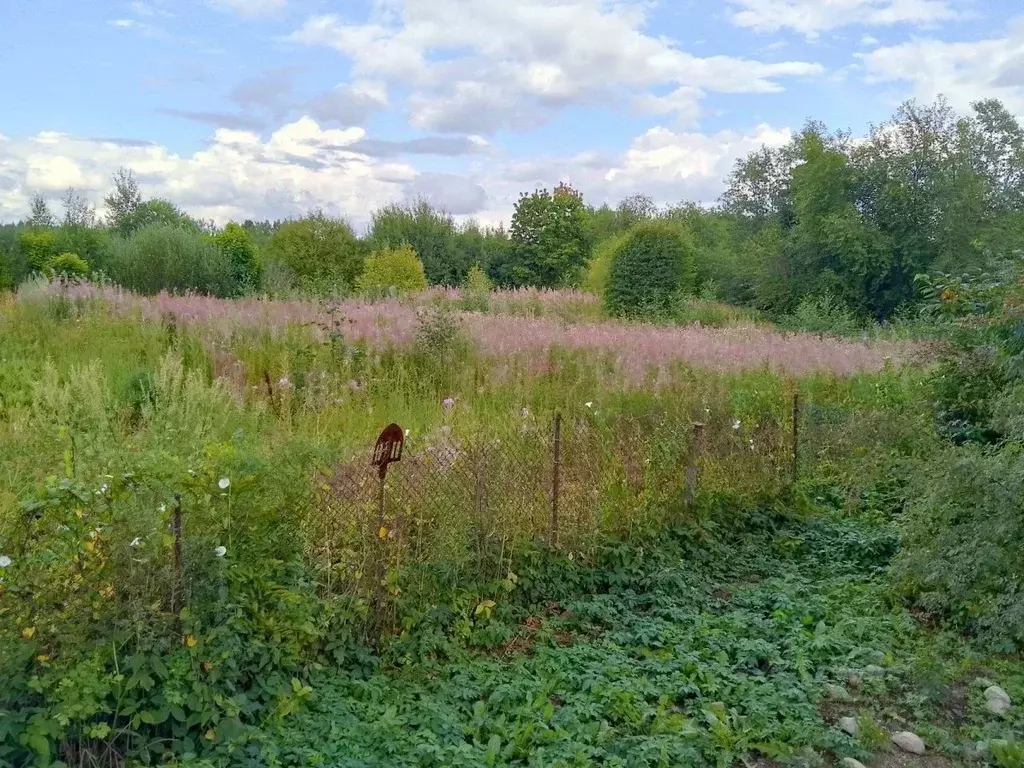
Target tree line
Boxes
[2,96,1022,324]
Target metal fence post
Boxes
[684,422,705,511]
[551,412,562,549]
[172,493,184,617]
[791,393,800,485]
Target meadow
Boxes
[3,278,999,768]
[4,93,1024,767]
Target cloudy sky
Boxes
[1,0,1021,228]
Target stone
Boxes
[867,650,886,663]
[824,683,852,701]
[891,731,926,755]
[841,759,868,768]
[863,664,886,676]
[985,685,1011,714]
[847,674,862,689]
[838,716,859,736]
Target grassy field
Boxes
[4,282,1020,767]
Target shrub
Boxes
[44,252,90,279]
[17,229,57,272]
[214,222,263,294]
[605,221,698,318]
[459,265,492,311]
[108,224,236,296]
[894,446,1024,651]
[583,232,628,297]
[783,292,862,336]
[264,212,364,293]
[357,244,428,297]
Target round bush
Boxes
[358,245,429,297]
[45,252,90,279]
[605,221,698,318]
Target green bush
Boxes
[782,292,862,336]
[357,244,428,297]
[44,252,90,279]
[214,222,263,294]
[583,232,628,297]
[108,224,236,296]
[264,212,364,293]
[605,221,698,318]
[894,446,1024,651]
[17,229,58,272]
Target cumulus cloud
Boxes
[728,0,960,37]
[0,117,789,228]
[290,0,822,133]
[308,81,389,127]
[0,119,425,226]
[859,17,1024,113]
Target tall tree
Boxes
[28,194,55,227]
[61,188,96,228]
[368,200,465,285]
[503,183,590,287]
[105,168,143,235]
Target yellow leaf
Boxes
[205,729,216,741]
[85,541,95,553]
[36,655,50,663]
[378,526,388,540]
[185,634,197,648]
[22,627,36,639]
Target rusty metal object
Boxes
[373,423,404,479]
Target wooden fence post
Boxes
[684,422,705,511]
[791,393,800,485]
[550,412,562,550]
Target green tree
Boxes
[17,229,58,272]
[61,188,95,228]
[605,220,698,318]
[214,222,263,294]
[369,200,467,286]
[104,168,144,236]
[264,212,365,292]
[505,183,590,287]
[28,194,55,228]
[108,224,235,296]
[357,244,428,297]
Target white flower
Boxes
[278,377,292,388]
[733,420,742,430]
[585,402,593,409]
[521,407,530,418]
[158,503,166,513]
[214,546,227,558]
[0,555,11,568]
[218,477,231,490]
[130,538,141,548]
[404,429,410,437]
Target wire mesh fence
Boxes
[309,396,802,605]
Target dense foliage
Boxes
[357,244,429,297]
[605,221,698,318]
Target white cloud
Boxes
[0,118,790,228]
[290,0,822,133]
[859,18,1024,113]
[0,119,431,226]
[728,0,960,37]
[210,0,286,18]
[466,122,794,226]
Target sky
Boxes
[0,0,1021,229]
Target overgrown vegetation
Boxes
[3,93,1024,768]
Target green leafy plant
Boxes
[357,244,429,297]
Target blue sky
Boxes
[0,0,1021,227]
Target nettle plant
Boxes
[0,465,326,766]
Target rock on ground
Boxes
[892,731,926,755]
[838,717,859,736]
[841,759,868,768]
[985,685,1011,714]
[825,683,852,701]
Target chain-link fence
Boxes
[308,396,804,608]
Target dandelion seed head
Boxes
[218,477,230,490]
[214,546,227,558]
